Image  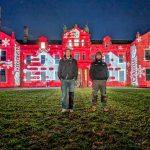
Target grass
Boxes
[0,88,150,150]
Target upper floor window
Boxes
[68,40,72,48]
[119,54,123,63]
[105,54,110,63]
[0,51,6,61]
[0,69,6,82]
[74,39,79,47]
[105,43,109,48]
[41,42,46,49]
[145,50,150,60]
[41,55,46,64]
[90,54,95,60]
[146,69,150,81]
[26,55,31,64]
[82,53,86,60]
[81,39,84,47]
[74,52,80,60]
[55,55,60,64]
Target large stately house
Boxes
[0,24,150,88]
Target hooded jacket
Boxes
[58,56,78,80]
[90,54,109,80]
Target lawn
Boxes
[0,88,150,150]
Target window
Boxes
[119,54,123,63]
[41,42,46,49]
[74,39,79,46]
[146,69,150,81]
[74,52,80,60]
[55,55,60,64]
[0,69,6,82]
[68,40,72,47]
[26,72,31,82]
[82,53,86,60]
[26,55,31,64]
[145,50,150,60]
[41,72,46,82]
[105,55,110,63]
[107,71,110,81]
[90,54,95,60]
[106,43,109,48]
[119,71,125,82]
[41,55,45,64]
[0,51,6,61]
[55,71,59,81]
[81,39,84,47]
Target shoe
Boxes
[103,107,109,112]
[61,109,67,113]
[69,109,74,113]
[89,106,96,112]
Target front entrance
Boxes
[76,68,88,87]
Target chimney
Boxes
[23,26,29,43]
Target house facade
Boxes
[0,25,150,88]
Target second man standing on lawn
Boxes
[58,48,78,113]
[90,52,109,112]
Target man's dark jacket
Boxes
[58,56,78,80]
[90,58,109,80]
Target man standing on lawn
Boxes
[89,52,109,112]
[58,48,78,113]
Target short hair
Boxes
[65,48,72,52]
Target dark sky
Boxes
[0,0,150,40]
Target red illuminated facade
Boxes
[0,25,150,88]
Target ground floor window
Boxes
[146,69,150,81]
[55,71,59,81]
[119,70,125,82]
[41,72,46,82]
[26,72,31,82]
[74,52,80,60]
[145,50,150,60]
[0,69,6,82]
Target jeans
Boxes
[61,79,75,109]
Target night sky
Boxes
[0,0,150,40]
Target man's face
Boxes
[66,49,71,57]
[96,54,102,60]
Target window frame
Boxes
[118,54,124,63]
[105,54,110,64]
[41,55,46,64]
[146,68,150,81]
[0,50,6,61]
[41,71,46,82]
[74,52,80,60]
[26,55,31,64]
[26,71,31,82]
[55,55,60,65]
[118,70,125,82]
[145,50,150,61]
[0,69,6,82]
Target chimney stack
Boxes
[23,26,29,43]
